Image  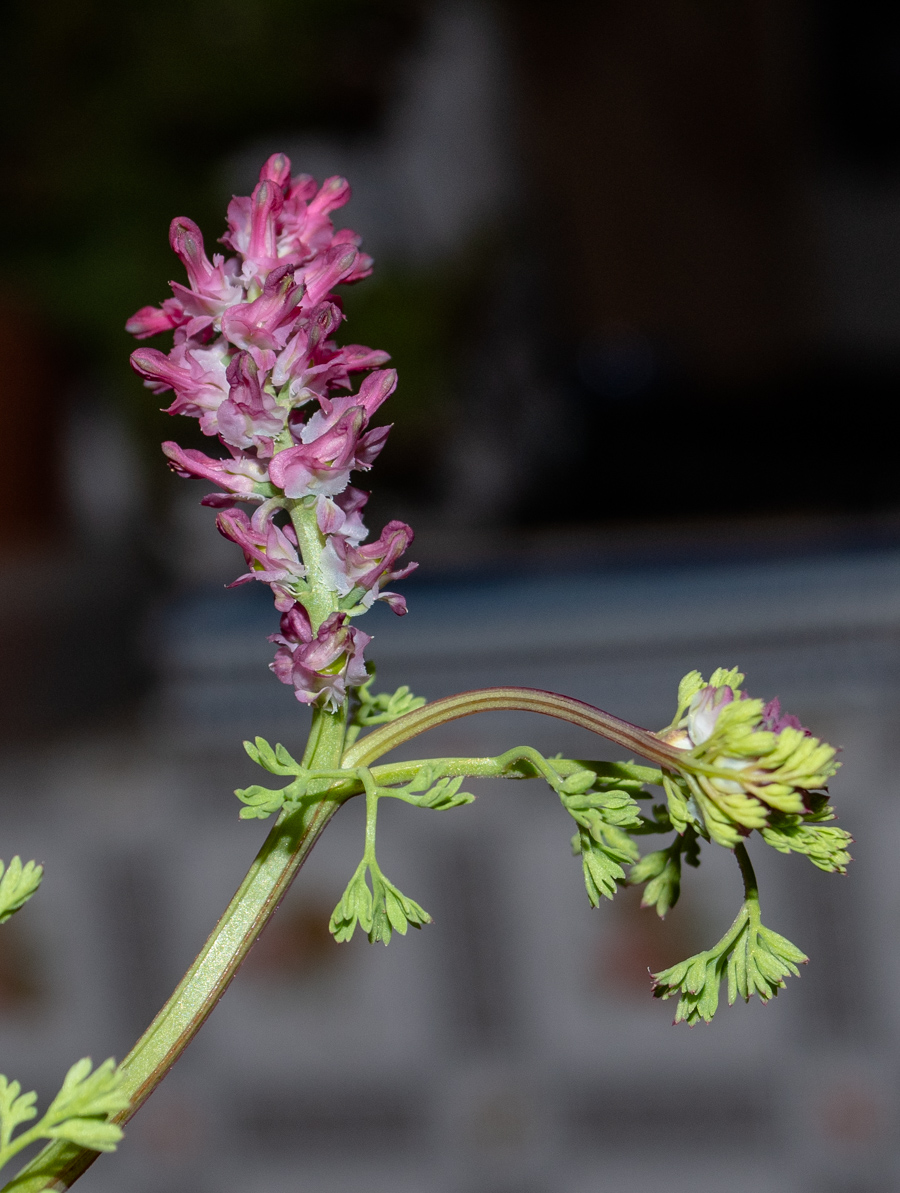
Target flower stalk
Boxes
[0,154,852,1191]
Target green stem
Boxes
[342,687,685,770]
[288,499,334,628]
[3,706,348,1193]
[5,686,676,1191]
[734,842,759,902]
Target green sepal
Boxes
[0,857,43,924]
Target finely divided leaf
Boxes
[653,912,807,1023]
[40,1057,129,1153]
[234,783,290,820]
[0,857,43,924]
[243,737,302,776]
[761,814,852,873]
[415,776,475,811]
[330,863,431,945]
[0,1074,38,1142]
[329,862,373,943]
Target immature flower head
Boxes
[658,668,839,848]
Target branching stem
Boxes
[4,685,676,1192]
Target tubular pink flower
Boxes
[278,174,351,261]
[269,605,370,710]
[161,442,268,501]
[298,242,360,308]
[131,343,230,435]
[302,368,397,443]
[268,407,387,499]
[126,299,189,339]
[168,217,243,325]
[216,353,286,455]
[216,506,305,609]
[221,263,301,352]
[320,519,417,614]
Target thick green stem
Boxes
[3,706,348,1193]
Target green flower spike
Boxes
[657,668,844,852]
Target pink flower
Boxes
[269,605,370,710]
[126,299,189,339]
[268,407,389,498]
[131,342,230,435]
[761,698,811,737]
[220,263,302,353]
[216,505,305,610]
[316,486,369,545]
[320,519,416,614]
[168,217,243,327]
[278,173,351,261]
[297,242,360,308]
[216,353,286,454]
[161,441,268,501]
[301,368,397,443]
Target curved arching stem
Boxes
[343,686,683,771]
[5,687,678,1193]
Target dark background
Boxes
[2,0,900,736]
[1,6,898,1192]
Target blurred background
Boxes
[1,1,899,1190]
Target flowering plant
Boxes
[0,156,851,1189]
